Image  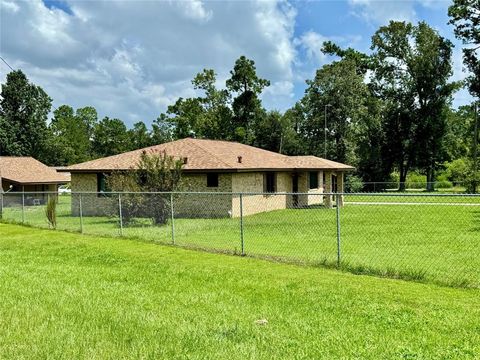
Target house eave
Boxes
[0,178,68,185]
[65,167,355,174]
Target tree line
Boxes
[0,0,478,191]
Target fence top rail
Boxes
[2,191,480,197]
[362,181,467,184]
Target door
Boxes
[292,174,299,207]
[332,175,338,202]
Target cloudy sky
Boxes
[0,0,472,126]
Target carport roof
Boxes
[0,157,71,185]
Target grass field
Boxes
[1,194,479,287]
[0,223,479,359]
[346,193,480,204]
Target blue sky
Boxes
[0,0,471,126]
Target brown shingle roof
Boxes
[65,138,354,172]
[0,157,71,184]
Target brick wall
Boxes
[231,172,292,216]
[71,170,345,218]
[71,172,234,218]
[174,173,233,218]
[71,173,115,216]
[297,171,324,207]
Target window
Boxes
[97,173,111,196]
[264,172,276,193]
[309,171,319,189]
[207,173,219,188]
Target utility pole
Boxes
[473,101,478,194]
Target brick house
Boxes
[64,138,353,217]
[0,157,70,205]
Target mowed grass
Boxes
[345,193,480,204]
[2,195,479,287]
[0,224,479,359]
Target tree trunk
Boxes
[399,162,407,192]
[426,166,435,192]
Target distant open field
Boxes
[2,194,479,287]
[0,224,479,359]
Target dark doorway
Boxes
[332,175,338,192]
[292,174,299,207]
[332,175,338,202]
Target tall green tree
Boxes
[164,97,204,139]
[300,58,369,165]
[319,41,388,185]
[0,70,51,161]
[76,106,98,142]
[449,0,480,98]
[253,110,301,154]
[48,105,96,165]
[371,21,457,190]
[355,96,388,188]
[321,41,374,76]
[192,69,233,139]
[128,121,153,150]
[92,117,130,157]
[226,56,270,143]
[449,1,480,192]
[443,105,476,160]
[151,114,174,144]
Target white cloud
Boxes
[348,0,417,25]
[1,0,19,13]
[175,0,213,22]
[292,30,363,85]
[0,0,297,124]
[295,31,329,63]
[348,0,453,26]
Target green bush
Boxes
[107,151,184,225]
[405,172,427,189]
[435,180,453,189]
[389,171,400,184]
[345,175,364,193]
[443,159,469,183]
[389,171,428,189]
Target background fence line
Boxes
[0,190,479,288]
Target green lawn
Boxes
[345,193,480,203]
[2,195,479,287]
[0,224,478,359]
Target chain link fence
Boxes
[359,181,467,192]
[1,191,479,288]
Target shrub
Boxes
[345,175,364,193]
[435,180,453,189]
[405,172,427,189]
[443,158,469,184]
[45,196,57,229]
[107,150,184,225]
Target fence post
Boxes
[240,193,245,256]
[79,194,84,234]
[0,192,3,220]
[118,193,123,237]
[335,195,341,267]
[21,192,25,224]
[170,192,175,245]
